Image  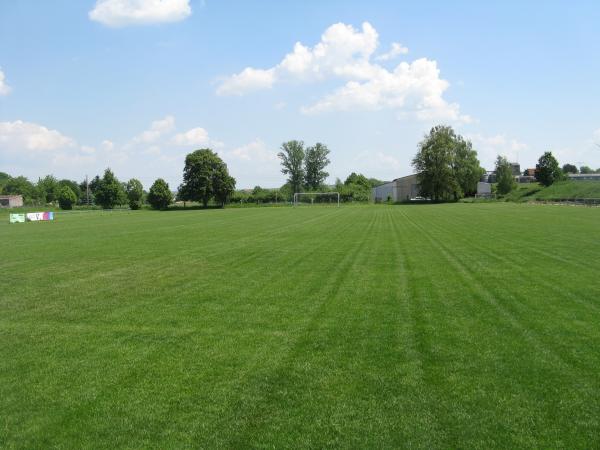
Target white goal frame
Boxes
[293,192,340,207]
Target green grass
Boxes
[499,181,600,202]
[532,180,600,200]
[2,204,600,448]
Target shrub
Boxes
[147,179,172,210]
[58,186,77,210]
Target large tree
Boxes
[412,127,456,201]
[562,163,578,174]
[37,175,59,203]
[2,176,38,203]
[412,126,484,201]
[94,168,126,209]
[496,155,516,195]
[535,151,564,186]
[304,142,330,190]
[147,179,172,210]
[178,149,235,207]
[278,140,305,194]
[126,178,144,210]
[452,136,485,197]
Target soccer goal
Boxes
[293,192,340,207]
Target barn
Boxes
[372,174,420,203]
[0,195,24,208]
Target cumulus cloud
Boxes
[0,120,105,178]
[467,133,529,168]
[227,139,278,162]
[375,42,409,61]
[89,0,191,27]
[217,68,276,96]
[172,126,223,148]
[0,69,10,96]
[0,120,75,152]
[221,139,282,187]
[217,22,468,122]
[133,115,175,144]
[172,127,209,146]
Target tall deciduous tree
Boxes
[496,155,516,195]
[3,176,38,203]
[126,178,144,210]
[562,163,578,174]
[535,152,564,186]
[94,168,126,209]
[178,149,235,207]
[412,126,484,201]
[37,175,59,203]
[304,142,330,190]
[278,140,305,194]
[147,178,172,210]
[452,137,485,197]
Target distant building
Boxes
[568,173,600,181]
[524,168,537,177]
[372,174,420,202]
[0,195,23,208]
[481,171,496,183]
[518,176,536,183]
[509,162,521,176]
[476,182,492,197]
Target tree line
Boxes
[411,125,599,200]
[0,148,235,210]
[4,130,593,209]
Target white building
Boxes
[0,195,24,208]
[372,174,420,202]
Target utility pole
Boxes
[86,175,90,205]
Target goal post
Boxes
[293,192,340,207]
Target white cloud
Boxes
[0,120,75,152]
[101,140,114,151]
[375,42,409,61]
[89,0,192,27]
[227,139,278,162]
[350,150,407,181]
[593,128,600,143]
[0,69,10,96]
[133,115,175,144]
[221,139,282,187]
[217,68,276,96]
[467,133,529,169]
[217,22,467,122]
[172,126,223,148]
[302,58,471,123]
[172,127,209,146]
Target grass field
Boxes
[2,204,600,448]
[502,180,600,202]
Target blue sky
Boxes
[1,0,599,189]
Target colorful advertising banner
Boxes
[25,212,54,222]
[9,213,26,223]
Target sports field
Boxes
[1,204,600,448]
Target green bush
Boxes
[58,186,77,210]
[147,179,172,210]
